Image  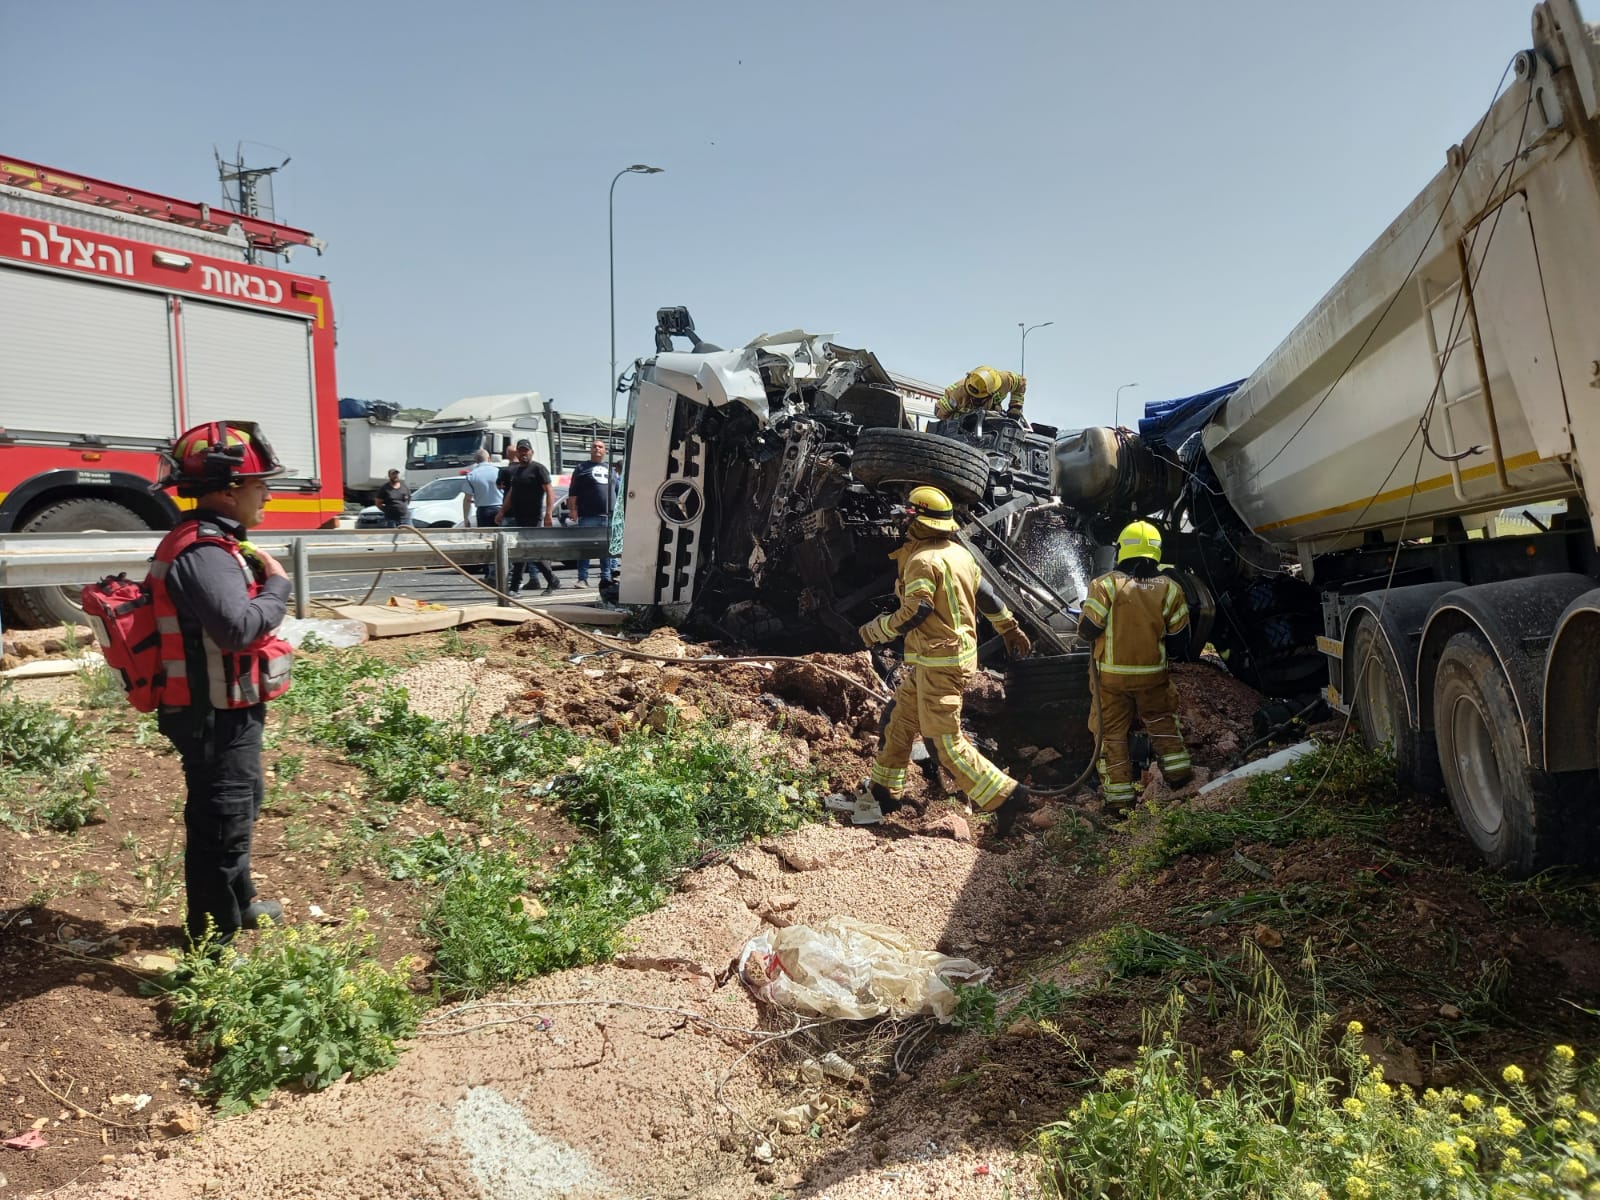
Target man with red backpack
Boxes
[149,422,295,944]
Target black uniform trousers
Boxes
[157,703,265,942]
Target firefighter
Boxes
[151,422,295,944]
[828,486,1034,833]
[936,366,1027,421]
[1078,520,1193,814]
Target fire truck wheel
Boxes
[7,498,152,629]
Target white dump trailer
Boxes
[1059,0,1600,874]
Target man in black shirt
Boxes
[374,469,411,528]
[567,439,619,586]
[497,439,558,594]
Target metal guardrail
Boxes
[0,526,611,618]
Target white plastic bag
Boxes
[738,915,990,1022]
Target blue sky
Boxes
[9,0,1532,431]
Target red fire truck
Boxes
[0,156,342,627]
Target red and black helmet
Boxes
[154,421,286,496]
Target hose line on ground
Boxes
[394,524,893,703]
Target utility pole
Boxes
[215,145,291,264]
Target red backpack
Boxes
[80,574,164,712]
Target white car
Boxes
[355,475,468,529]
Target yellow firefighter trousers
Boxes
[1089,671,1192,810]
[870,664,1016,811]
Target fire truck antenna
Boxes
[214,144,292,264]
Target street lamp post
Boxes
[1114,382,1139,428]
[608,163,664,467]
[1018,320,1053,376]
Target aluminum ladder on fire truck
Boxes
[0,156,325,258]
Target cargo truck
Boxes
[1058,0,1600,875]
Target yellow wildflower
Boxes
[1580,1110,1598,1126]
[1560,1158,1588,1182]
[1456,1135,1476,1153]
[219,1029,239,1048]
[1373,1082,1394,1099]
[1461,1094,1484,1112]
[1346,1176,1371,1200]
[1557,1094,1578,1111]
[1502,1064,1526,1086]
[350,906,369,923]
[338,983,358,1003]
[1346,1020,1364,1036]
[1502,1147,1522,1164]
[1537,1174,1554,1187]
[1202,1129,1220,1147]
[1556,1045,1577,1062]
[1342,1097,1365,1118]
[1449,1114,1463,1125]
[283,927,301,945]
[1230,1049,1245,1062]
[1431,1140,1457,1166]
[1555,1118,1574,1134]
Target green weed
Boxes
[78,664,128,710]
[0,690,87,771]
[1039,942,1600,1199]
[164,913,419,1113]
[952,983,1001,1035]
[422,719,823,995]
[1129,740,1398,875]
[133,832,184,913]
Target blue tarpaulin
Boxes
[1136,380,1243,453]
[338,397,400,421]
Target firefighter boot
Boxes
[825,781,899,826]
[989,784,1031,838]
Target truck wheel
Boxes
[1005,652,1093,716]
[5,499,152,629]
[1433,630,1582,875]
[1348,621,1442,791]
[852,428,991,504]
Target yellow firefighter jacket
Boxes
[865,534,1018,668]
[1082,569,1189,689]
[936,370,1026,420]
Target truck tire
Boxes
[1005,652,1093,716]
[1348,621,1442,792]
[5,498,152,629]
[1433,630,1586,875]
[851,428,991,505]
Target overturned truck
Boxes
[615,308,1101,675]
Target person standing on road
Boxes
[567,439,619,587]
[150,422,295,944]
[462,447,505,588]
[1077,520,1193,815]
[497,439,558,594]
[375,468,411,529]
[829,486,1034,833]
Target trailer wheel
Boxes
[851,428,991,504]
[5,498,152,629]
[1348,621,1442,791]
[1433,630,1582,875]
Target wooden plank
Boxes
[327,601,625,637]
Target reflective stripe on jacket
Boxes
[1082,570,1189,681]
[150,520,294,709]
[870,535,983,667]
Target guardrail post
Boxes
[494,532,511,607]
[292,537,310,619]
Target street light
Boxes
[1018,320,1053,376]
[608,163,664,468]
[1114,382,1139,428]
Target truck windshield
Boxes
[407,430,483,467]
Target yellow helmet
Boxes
[963,366,1006,402]
[1116,519,1162,563]
[907,485,959,532]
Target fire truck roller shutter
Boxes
[181,301,318,486]
[0,266,177,439]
